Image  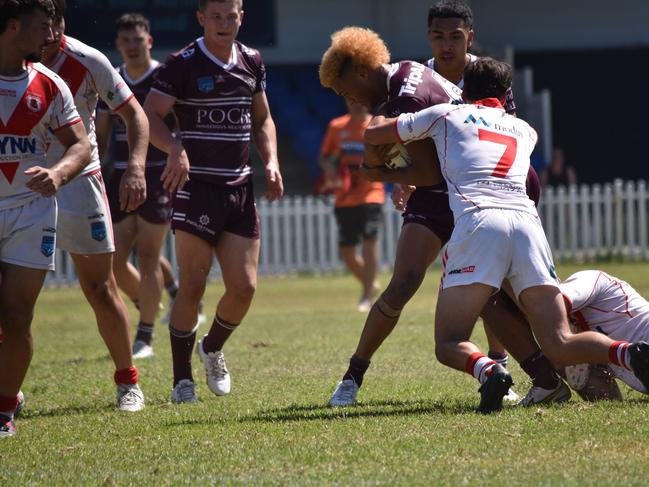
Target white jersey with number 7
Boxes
[395,99,538,221]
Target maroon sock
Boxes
[342,354,371,387]
[0,394,18,416]
[170,326,196,386]
[520,350,560,389]
[135,322,154,346]
[202,315,239,353]
[114,366,138,385]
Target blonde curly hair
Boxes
[319,27,391,88]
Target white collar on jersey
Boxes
[197,37,237,71]
[120,60,160,85]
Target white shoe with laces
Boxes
[329,379,360,407]
[132,340,154,359]
[14,390,25,418]
[117,383,145,412]
[171,379,198,404]
[518,379,572,407]
[503,388,521,403]
[196,336,231,396]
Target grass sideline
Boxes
[2,262,649,485]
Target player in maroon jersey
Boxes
[0,0,91,437]
[144,0,283,403]
[321,26,553,408]
[96,13,188,360]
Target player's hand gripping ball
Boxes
[385,143,412,170]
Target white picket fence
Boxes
[45,180,649,287]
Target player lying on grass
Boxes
[319,26,545,407]
[490,269,649,402]
[363,57,649,413]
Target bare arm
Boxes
[113,98,148,211]
[143,90,189,193]
[25,122,91,197]
[361,139,442,186]
[251,91,283,201]
[364,115,401,146]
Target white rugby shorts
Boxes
[56,170,115,254]
[0,196,57,270]
[440,208,559,298]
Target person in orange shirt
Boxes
[320,101,385,312]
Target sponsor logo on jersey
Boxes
[197,76,215,94]
[26,93,42,113]
[464,114,491,127]
[0,88,16,97]
[90,221,107,242]
[196,107,251,126]
[41,235,55,257]
[199,214,210,226]
[181,48,196,59]
[0,136,37,155]
[448,265,475,275]
[397,63,425,97]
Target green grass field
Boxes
[3,262,649,485]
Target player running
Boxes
[144,0,283,403]
[41,0,149,411]
[95,13,178,360]
[0,0,91,437]
[364,57,649,413]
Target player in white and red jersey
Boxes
[421,0,568,406]
[365,57,649,412]
[39,0,150,412]
[0,0,91,438]
[144,0,284,403]
[95,13,184,361]
[559,271,649,397]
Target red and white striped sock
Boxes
[466,352,497,384]
[609,341,632,370]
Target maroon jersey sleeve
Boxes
[383,62,462,117]
[152,48,192,99]
[237,43,266,94]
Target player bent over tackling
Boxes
[365,57,649,412]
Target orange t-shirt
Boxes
[320,114,385,208]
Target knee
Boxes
[137,249,162,274]
[383,269,424,308]
[435,341,454,367]
[83,277,117,304]
[227,279,256,304]
[0,318,33,348]
[179,278,207,303]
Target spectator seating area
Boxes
[266,65,346,184]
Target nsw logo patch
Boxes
[90,221,107,242]
[197,76,215,94]
[41,235,55,257]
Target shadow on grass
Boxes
[17,396,172,419]
[240,398,477,423]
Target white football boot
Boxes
[518,379,572,407]
[132,340,154,359]
[196,336,231,396]
[171,379,198,404]
[117,383,145,412]
[328,379,360,407]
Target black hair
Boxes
[0,0,54,34]
[50,0,65,19]
[198,0,242,12]
[116,12,151,34]
[462,57,512,102]
[427,0,473,30]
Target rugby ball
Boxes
[385,143,412,170]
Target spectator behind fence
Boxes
[541,148,577,187]
[319,100,385,312]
